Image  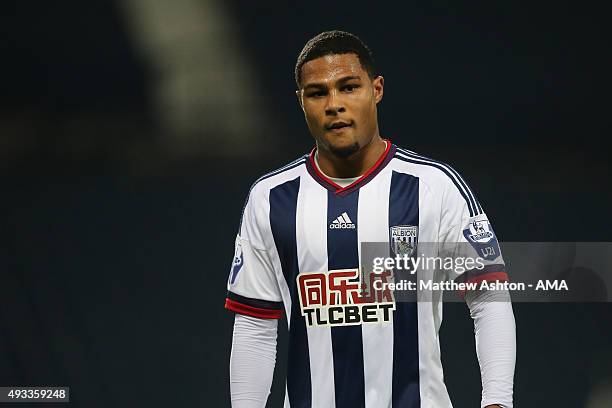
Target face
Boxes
[297,53,384,158]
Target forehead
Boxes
[301,53,366,86]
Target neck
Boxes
[316,135,386,178]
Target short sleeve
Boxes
[438,177,508,291]
[224,189,284,319]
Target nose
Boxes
[324,90,345,115]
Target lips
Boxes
[326,121,352,130]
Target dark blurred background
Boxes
[2,1,611,407]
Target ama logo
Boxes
[229,242,244,285]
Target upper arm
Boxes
[437,174,508,288]
[225,186,284,319]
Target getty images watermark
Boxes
[370,252,524,292]
[294,242,610,327]
[357,242,612,302]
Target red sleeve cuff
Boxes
[224,298,283,319]
[458,271,509,299]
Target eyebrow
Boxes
[303,75,362,90]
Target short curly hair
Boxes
[295,30,376,88]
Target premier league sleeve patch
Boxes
[228,239,245,285]
[462,219,501,261]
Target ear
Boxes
[296,89,304,111]
[372,76,384,104]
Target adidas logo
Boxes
[329,212,356,229]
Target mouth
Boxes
[325,121,353,132]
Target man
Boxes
[225,30,515,408]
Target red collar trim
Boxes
[307,139,394,195]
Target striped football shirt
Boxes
[225,141,507,408]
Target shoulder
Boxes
[391,146,483,216]
[392,146,462,186]
[247,154,308,202]
[238,154,308,230]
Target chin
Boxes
[328,141,360,158]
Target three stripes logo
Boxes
[330,212,355,229]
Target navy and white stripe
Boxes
[267,170,425,407]
[226,145,503,408]
[394,148,482,217]
[326,190,365,407]
[357,172,394,407]
[388,172,421,408]
[239,156,307,230]
[269,177,312,407]
[296,173,335,407]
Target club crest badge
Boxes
[390,225,418,257]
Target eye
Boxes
[342,84,359,92]
[307,90,326,98]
